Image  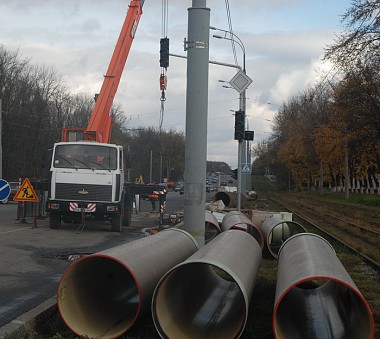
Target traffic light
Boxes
[160,38,169,69]
[234,110,245,141]
[244,130,254,141]
[231,168,238,180]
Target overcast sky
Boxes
[0,0,349,168]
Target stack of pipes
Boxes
[57,211,374,339]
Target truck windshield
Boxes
[53,144,118,170]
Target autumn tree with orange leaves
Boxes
[254,0,380,193]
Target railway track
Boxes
[269,195,380,270]
[250,178,379,335]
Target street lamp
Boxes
[211,26,251,210]
[210,26,246,71]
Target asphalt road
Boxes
[0,190,216,329]
[0,194,184,329]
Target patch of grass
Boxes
[297,190,380,209]
[242,258,277,339]
[354,196,380,207]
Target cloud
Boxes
[68,19,102,33]
[269,56,334,103]
[0,0,348,168]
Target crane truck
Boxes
[46,0,165,232]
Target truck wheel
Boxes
[123,194,133,226]
[123,209,131,226]
[49,212,61,229]
[111,214,122,232]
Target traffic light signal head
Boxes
[160,38,169,69]
[244,130,254,141]
[231,168,238,180]
[234,110,245,141]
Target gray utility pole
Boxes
[149,149,153,183]
[0,98,2,179]
[210,27,252,210]
[183,0,210,247]
[238,91,245,210]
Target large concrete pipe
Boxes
[212,191,246,209]
[152,230,262,339]
[221,211,264,250]
[246,190,258,201]
[57,228,198,339]
[274,233,375,339]
[251,210,274,228]
[251,210,293,229]
[259,218,306,259]
[205,210,221,243]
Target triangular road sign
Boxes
[241,163,252,174]
[13,178,39,202]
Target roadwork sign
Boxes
[13,178,39,202]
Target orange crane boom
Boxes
[62,0,144,143]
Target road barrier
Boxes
[57,228,198,339]
[152,230,262,338]
[273,233,375,339]
[258,218,306,258]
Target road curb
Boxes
[0,205,179,338]
[0,297,56,339]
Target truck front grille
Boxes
[55,183,112,202]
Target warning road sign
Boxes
[13,178,39,202]
[241,163,252,174]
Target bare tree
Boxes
[324,0,380,67]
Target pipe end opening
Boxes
[58,255,140,338]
